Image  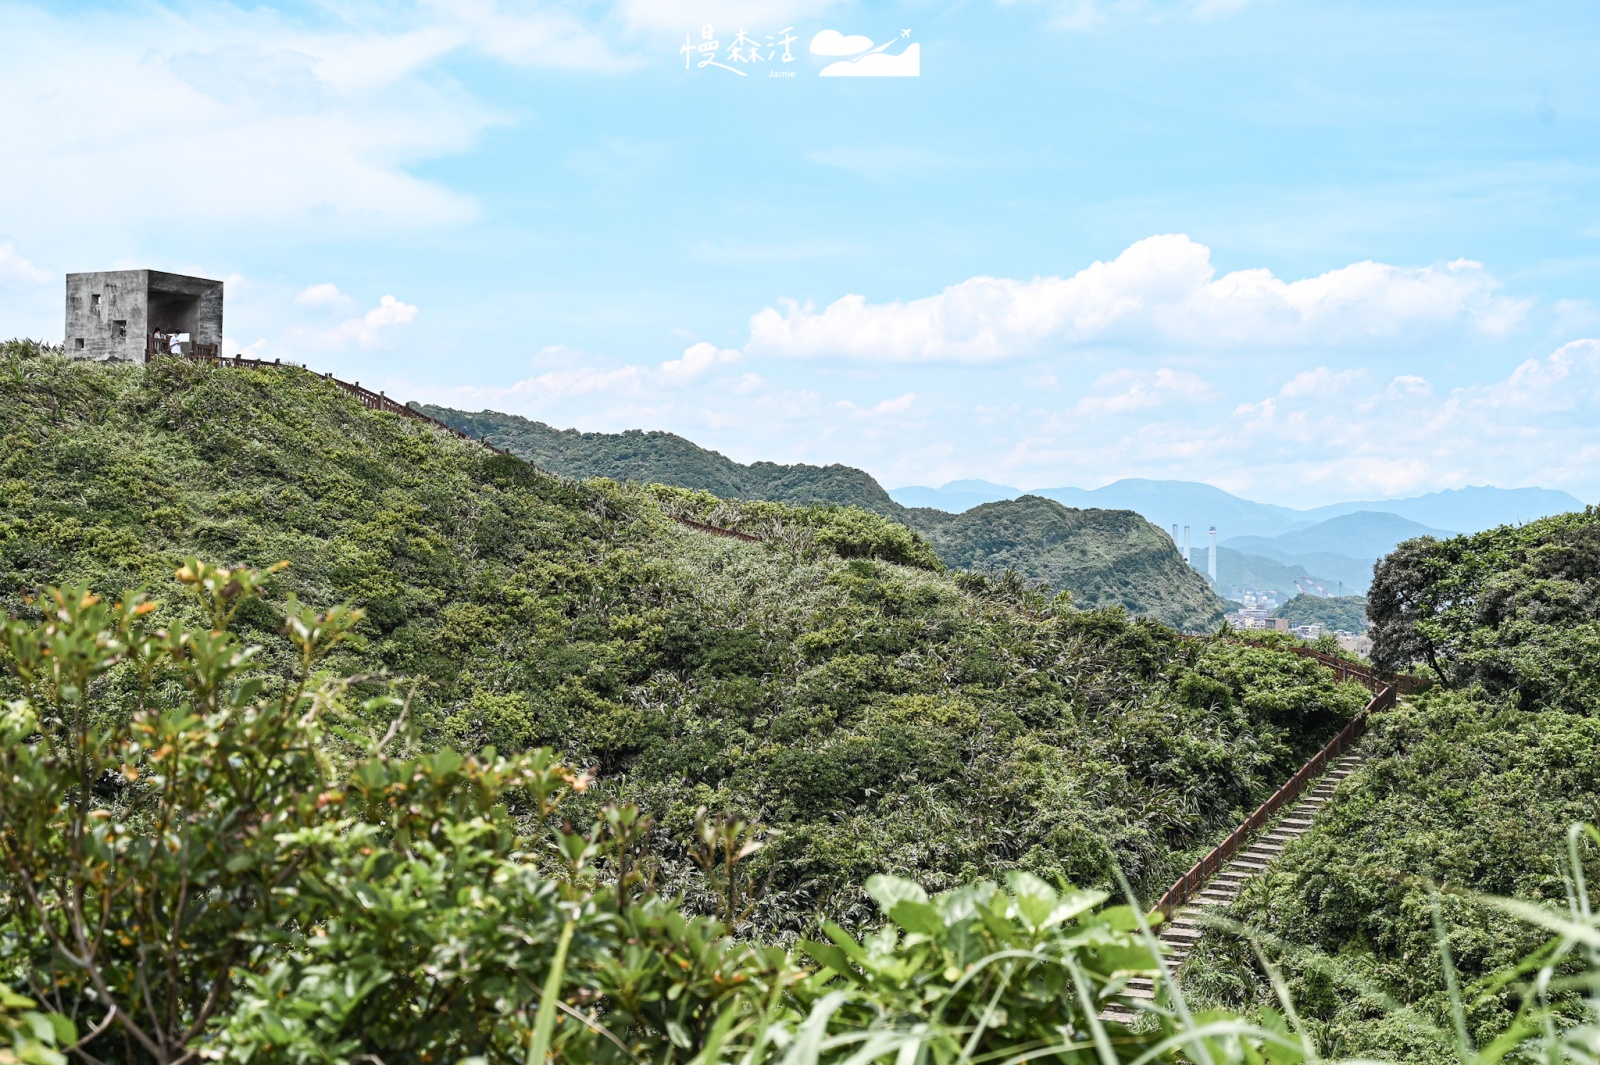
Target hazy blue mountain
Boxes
[1211,547,1344,602]
[1297,485,1588,533]
[899,478,1587,542]
[889,480,1022,511]
[1218,512,1455,595]
[1026,479,1308,540]
[1224,511,1455,560]
[1224,548,1375,596]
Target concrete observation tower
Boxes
[64,270,223,363]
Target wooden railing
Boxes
[1153,678,1398,918]
[1283,645,1426,695]
[146,337,219,359]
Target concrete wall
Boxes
[64,270,224,363]
[65,270,148,362]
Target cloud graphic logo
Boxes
[810,29,874,56]
[819,43,920,77]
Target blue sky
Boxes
[2,0,1598,507]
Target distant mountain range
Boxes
[420,407,1232,630]
[893,479,1587,598]
[891,479,1585,539]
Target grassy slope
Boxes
[1,350,1367,931]
[424,405,1229,630]
[1185,512,1600,1060]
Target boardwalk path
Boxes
[1103,652,1410,1024]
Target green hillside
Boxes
[1273,593,1369,632]
[1187,511,1600,1059]
[419,406,906,516]
[1,345,1366,928]
[915,495,1233,632]
[425,405,1224,629]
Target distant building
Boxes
[1338,634,1374,656]
[65,270,223,363]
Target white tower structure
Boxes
[1208,526,1218,582]
[1171,523,1180,545]
[1183,525,1191,565]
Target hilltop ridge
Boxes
[423,405,1231,629]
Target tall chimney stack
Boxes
[1183,525,1191,565]
[1208,526,1218,582]
[1171,523,1180,545]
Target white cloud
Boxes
[1080,339,1600,501]
[660,341,741,383]
[1279,367,1366,397]
[0,242,51,286]
[294,282,351,308]
[0,2,633,242]
[427,0,635,71]
[1073,368,1207,415]
[837,392,917,418]
[222,336,270,359]
[1012,0,1262,32]
[746,235,1531,362]
[299,295,419,350]
[618,0,842,34]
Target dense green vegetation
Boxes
[4,344,1600,1062]
[1369,509,1600,701]
[0,562,1183,1062]
[424,406,1230,629]
[420,407,908,518]
[0,347,1357,932]
[914,496,1232,633]
[1184,511,1600,1060]
[1272,594,1368,633]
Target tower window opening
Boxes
[113,320,127,338]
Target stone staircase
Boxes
[1101,750,1365,1025]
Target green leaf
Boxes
[799,939,863,983]
[1042,887,1108,928]
[45,1013,76,1046]
[887,900,946,938]
[865,874,928,914]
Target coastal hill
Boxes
[422,406,1231,629]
